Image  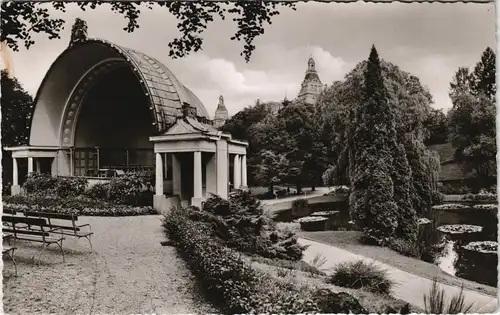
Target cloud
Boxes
[162,44,348,116]
[3,2,494,118]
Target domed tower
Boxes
[213,95,229,128]
[298,56,323,105]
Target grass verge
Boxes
[299,230,497,296]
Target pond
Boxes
[275,201,498,287]
[425,205,498,287]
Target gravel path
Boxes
[3,215,217,314]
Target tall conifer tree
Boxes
[350,46,398,243]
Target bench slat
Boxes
[2,215,47,226]
[24,211,77,221]
[14,235,63,243]
[2,228,50,237]
[2,209,17,215]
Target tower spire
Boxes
[214,94,228,128]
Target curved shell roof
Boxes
[96,38,210,124]
[29,38,210,146]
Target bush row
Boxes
[3,194,157,216]
[162,206,367,314]
[22,173,153,206]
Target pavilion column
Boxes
[216,140,229,199]
[36,159,41,173]
[27,157,34,174]
[233,154,241,190]
[155,153,163,196]
[172,153,181,197]
[12,158,18,186]
[11,158,21,196]
[241,155,247,188]
[192,151,202,207]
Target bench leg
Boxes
[11,249,18,277]
[55,240,65,263]
[37,243,48,266]
[85,235,93,252]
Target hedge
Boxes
[162,206,368,314]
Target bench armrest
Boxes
[77,224,92,232]
[48,227,64,235]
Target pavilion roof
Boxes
[161,116,219,136]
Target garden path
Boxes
[2,215,217,314]
[298,238,498,313]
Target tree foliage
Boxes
[424,108,449,145]
[1,1,295,62]
[69,17,88,47]
[318,46,440,243]
[448,47,496,182]
[349,46,400,242]
[1,71,33,186]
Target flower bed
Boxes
[310,211,340,217]
[2,195,157,216]
[437,224,483,234]
[463,241,497,254]
[432,204,471,210]
[296,216,328,231]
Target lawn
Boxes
[298,230,497,297]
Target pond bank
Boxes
[299,231,497,297]
[298,237,498,313]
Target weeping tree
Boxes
[319,46,439,243]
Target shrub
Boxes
[2,181,12,196]
[55,176,88,197]
[387,238,420,258]
[23,173,87,197]
[291,198,310,218]
[463,191,497,201]
[328,260,395,295]
[439,183,471,195]
[84,182,110,200]
[23,173,59,194]
[423,278,474,314]
[107,173,145,205]
[431,190,445,205]
[197,191,306,261]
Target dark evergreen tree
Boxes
[1,71,33,190]
[69,17,88,47]
[350,46,398,243]
[471,47,496,100]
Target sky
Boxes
[4,2,496,117]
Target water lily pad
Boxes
[296,216,329,223]
[310,210,340,217]
[437,224,483,234]
[418,218,431,225]
[463,241,497,254]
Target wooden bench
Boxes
[23,211,93,251]
[2,215,65,264]
[3,234,17,276]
